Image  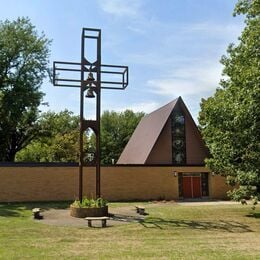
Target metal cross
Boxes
[53,28,128,201]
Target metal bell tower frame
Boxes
[53,28,128,201]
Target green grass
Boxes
[0,202,259,259]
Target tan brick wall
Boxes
[0,167,78,202]
[101,167,179,201]
[0,166,229,202]
[209,174,230,199]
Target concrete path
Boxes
[176,200,240,206]
[40,205,145,228]
[38,200,239,228]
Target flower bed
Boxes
[70,198,108,218]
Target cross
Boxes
[53,28,128,201]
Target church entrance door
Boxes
[182,174,201,198]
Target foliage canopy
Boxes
[199,0,260,203]
[17,109,144,164]
[100,110,145,164]
[0,17,51,161]
[16,110,80,162]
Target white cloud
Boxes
[124,53,177,66]
[126,25,145,34]
[169,64,223,86]
[102,101,160,114]
[122,22,243,71]
[181,22,243,39]
[148,79,197,97]
[97,0,143,17]
[126,101,160,113]
[147,62,223,97]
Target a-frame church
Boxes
[117,97,213,199]
[118,97,209,165]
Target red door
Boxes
[183,177,192,198]
[192,176,201,198]
[182,175,201,198]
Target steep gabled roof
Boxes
[117,98,178,164]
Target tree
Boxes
[100,110,144,164]
[16,110,80,162]
[0,17,51,161]
[199,0,260,206]
[17,109,144,164]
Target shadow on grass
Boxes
[0,204,22,217]
[140,217,253,233]
[109,213,145,223]
[246,212,260,218]
[0,201,71,217]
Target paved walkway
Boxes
[38,200,239,228]
[40,205,145,227]
[176,200,240,206]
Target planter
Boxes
[70,205,108,218]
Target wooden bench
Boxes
[135,206,145,215]
[32,208,43,219]
[85,216,110,227]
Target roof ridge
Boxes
[144,97,179,118]
[117,98,179,164]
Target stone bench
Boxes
[32,208,43,219]
[135,206,145,215]
[85,216,110,227]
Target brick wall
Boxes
[209,174,231,199]
[0,165,229,202]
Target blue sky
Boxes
[0,0,245,122]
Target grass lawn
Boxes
[0,202,259,259]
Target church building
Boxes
[0,97,231,202]
[117,97,214,199]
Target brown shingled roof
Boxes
[117,98,179,164]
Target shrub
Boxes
[71,197,108,208]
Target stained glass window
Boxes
[171,110,186,165]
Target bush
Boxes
[71,197,108,208]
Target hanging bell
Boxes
[87,72,95,82]
[85,88,95,98]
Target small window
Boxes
[201,173,209,197]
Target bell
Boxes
[87,72,95,82]
[85,88,95,98]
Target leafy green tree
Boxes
[199,0,260,206]
[100,110,144,164]
[16,110,80,162]
[17,109,144,164]
[0,17,51,161]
